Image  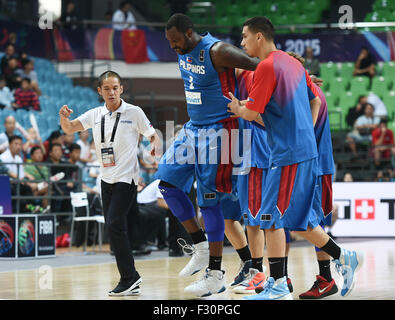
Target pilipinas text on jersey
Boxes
[177,32,238,125]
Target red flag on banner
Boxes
[121,29,149,63]
[53,29,73,61]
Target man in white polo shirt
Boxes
[59,70,160,296]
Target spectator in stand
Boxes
[24,146,50,208]
[372,119,395,168]
[62,133,75,161]
[303,47,320,76]
[346,95,367,128]
[16,59,41,96]
[343,172,354,182]
[0,116,29,154]
[376,168,395,182]
[13,78,40,111]
[22,127,45,161]
[47,143,69,213]
[0,135,38,212]
[112,1,137,30]
[3,57,21,90]
[353,47,376,80]
[347,95,387,129]
[0,44,18,74]
[59,1,79,31]
[43,130,63,161]
[76,130,92,163]
[63,143,82,210]
[346,103,380,157]
[0,75,14,109]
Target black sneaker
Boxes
[108,274,142,296]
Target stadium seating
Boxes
[0,55,100,141]
[189,0,330,33]
[365,0,395,29]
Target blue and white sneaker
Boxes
[333,249,364,297]
[184,268,226,297]
[243,276,293,300]
[229,260,252,287]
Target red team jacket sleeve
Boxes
[305,70,319,100]
[245,59,276,114]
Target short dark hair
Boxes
[357,95,367,103]
[120,1,129,9]
[97,70,122,87]
[48,130,62,142]
[49,143,62,153]
[9,135,22,144]
[21,58,32,68]
[243,16,275,41]
[166,13,194,33]
[69,143,81,153]
[21,77,31,84]
[30,146,42,156]
[365,102,375,110]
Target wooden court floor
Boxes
[1,238,394,300]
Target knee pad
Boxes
[200,204,225,242]
[158,185,195,222]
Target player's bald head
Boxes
[166,13,194,33]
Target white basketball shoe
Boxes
[184,268,226,297]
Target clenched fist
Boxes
[59,105,73,118]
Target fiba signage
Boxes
[332,182,395,237]
[0,215,55,259]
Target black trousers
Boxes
[101,180,139,283]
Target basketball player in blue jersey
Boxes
[156,13,260,297]
[228,16,364,300]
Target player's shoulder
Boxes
[255,55,275,75]
[123,102,148,119]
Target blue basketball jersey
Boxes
[313,84,335,176]
[178,32,238,125]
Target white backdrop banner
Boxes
[332,182,395,237]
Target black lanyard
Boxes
[101,112,121,144]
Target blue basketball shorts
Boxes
[259,158,323,231]
[155,118,246,207]
[312,174,333,227]
[220,193,242,220]
[237,167,268,226]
